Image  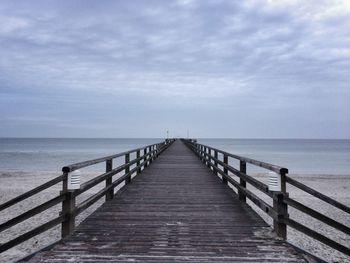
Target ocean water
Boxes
[0,138,349,175]
[198,139,350,175]
[0,138,161,173]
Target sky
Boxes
[0,0,349,138]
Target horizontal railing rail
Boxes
[285,176,350,214]
[183,139,350,257]
[62,142,163,173]
[0,174,65,212]
[283,175,350,255]
[0,139,176,254]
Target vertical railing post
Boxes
[200,145,204,162]
[280,169,287,194]
[125,153,131,184]
[144,148,148,168]
[273,168,288,239]
[158,143,162,155]
[239,161,247,202]
[150,145,153,162]
[137,150,141,174]
[223,154,228,184]
[207,148,211,168]
[61,171,76,238]
[149,146,153,164]
[105,159,113,201]
[273,192,288,239]
[214,150,218,175]
[202,146,206,163]
[155,144,159,157]
[204,147,207,164]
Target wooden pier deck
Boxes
[28,140,305,262]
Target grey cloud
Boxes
[0,0,349,138]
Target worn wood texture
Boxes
[286,175,350,214]
[27,140,305,263]
[0,174,64,212]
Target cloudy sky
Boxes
[0,0,349,138]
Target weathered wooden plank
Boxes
[0,174,64,212]
[285,197,350,235]
[75,156,156,216]
[0,194,65,232]
[284,218,350,256]
[286,176,350,214]
[0,216,64,253]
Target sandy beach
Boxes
[0,171,107,263]
[0,171,349,263]
[246,173,350,263]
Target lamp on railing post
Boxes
[268,171,281,192]
[269,170,288,240]
[61,169,80,238]
[105,159,113,201]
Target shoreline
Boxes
[1,171,349,263]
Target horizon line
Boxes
[0,137,349,140]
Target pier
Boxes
[0,139,349,262]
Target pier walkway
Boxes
[28,140,305,262]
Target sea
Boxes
[0,138,349,175]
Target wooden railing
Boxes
[0,139,175,254]
[183,139,350,257]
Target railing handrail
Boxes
[194,141,288,174]
[286,175,350,214]
[182,138,350,257]
[62,142,164,172]
[0,139,176,255]
[0,174,64,212]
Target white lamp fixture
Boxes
[67,170,81,190]
[268,171,281,192]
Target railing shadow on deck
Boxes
[182,139,350,258]
[0,139,176,255]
